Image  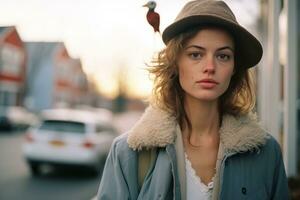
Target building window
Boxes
[0,44,23,75]
[0,90,17,106]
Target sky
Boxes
[0,0,259,99]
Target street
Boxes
[0,131,101,200]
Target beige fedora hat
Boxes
[162,0,263,68]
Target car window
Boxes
[39,120,86,134]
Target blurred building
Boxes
[0,26,26,106]
[54,55,88,106]
[25,42,88,111]
[68,58,89,105]
[258,0,299,177]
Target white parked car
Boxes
[23,108,118,176]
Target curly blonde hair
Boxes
[148,27,256,130]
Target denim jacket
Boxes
[97,106,289,200]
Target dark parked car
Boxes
[0,106,38,131]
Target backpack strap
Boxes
[138,148,157,190]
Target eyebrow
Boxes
[184,45,234,52]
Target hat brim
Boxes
[162,15,263,68]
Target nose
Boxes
[203,55,215,74]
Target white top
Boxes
[185,153,213,200]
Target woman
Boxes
[97,0,289,199]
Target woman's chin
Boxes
[186,93,220,102]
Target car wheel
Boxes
[29,163,41,176]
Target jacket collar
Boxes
[127,106,269,153]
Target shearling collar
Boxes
[127,106,269,153]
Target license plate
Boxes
[49,140,65,147]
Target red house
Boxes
[54,47,88,107]
[0,26,26,106]
[68,58,88,105]
[25,41,89,111]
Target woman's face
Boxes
[177,28,235,102]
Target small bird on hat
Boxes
[143,1,160,33]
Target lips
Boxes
[196,79,219,89]
[197,79,219,84]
